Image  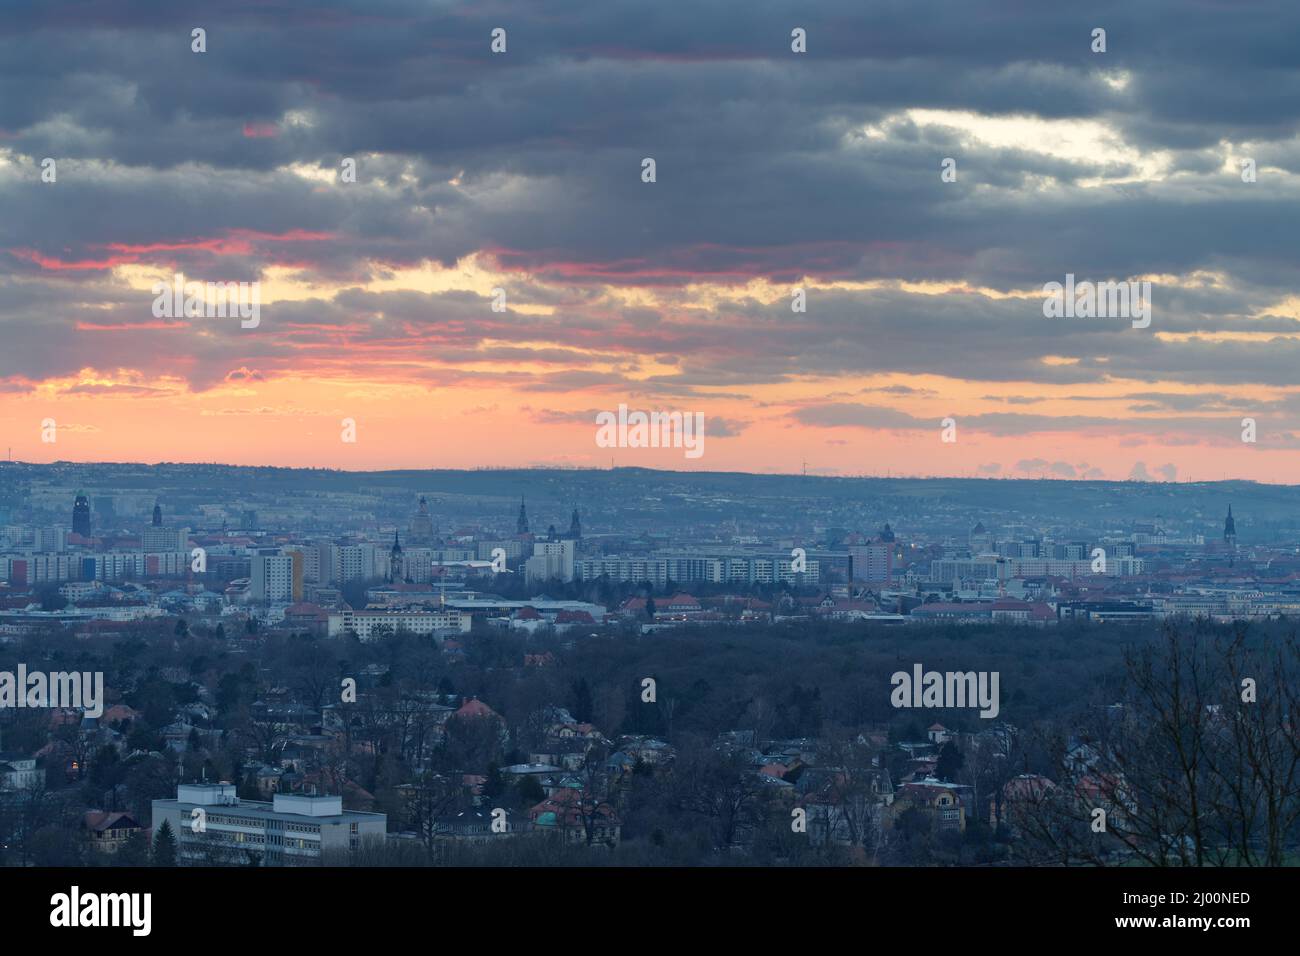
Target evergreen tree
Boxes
[152,819,177,866]
[517,775,545,803]
[935,740,965,782]
[570,677,594,723]
[483,762,505,798]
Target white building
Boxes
[0,753,43,790]
[330,544,380,584]
[575,551,819,586]
[251,554,295,603]
[282,545,322,584]
[326,607,471,640]
[152,784,387,866]
[141,527,190,552]
[525,540,575,584]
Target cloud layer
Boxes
[2,1,1299,477]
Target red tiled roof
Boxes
[456,698,500,720]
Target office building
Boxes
[152,783,387,866]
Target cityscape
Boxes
[1,0,1294,935]
[0,462,1296,871]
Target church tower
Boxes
[1224,505,1237,550]
[516,497,530,535]
[152,499,163,527]
[389,530,403,583]
[410,496,434,542]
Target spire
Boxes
[517,496,529,535]
[388,530,403,583]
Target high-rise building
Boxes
[849,544,893,584]
[152,499,162,527]
[251,554,294,603]
[34,527,67,552]
[288,549,304,601]
[525,539,575,583]
[142,526,189,552]
[72,492,92,538]
[283,545,322,584]
[331,544,380,584]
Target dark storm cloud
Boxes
[0,0,1297,407]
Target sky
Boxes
[2,0,1299,480]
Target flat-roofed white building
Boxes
[326,606,471,640]
[152,783,387,866]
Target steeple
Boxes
[568,507,581,540]
[1224,505,1237,546]
[517,497,530,535]
[389,530,403,583]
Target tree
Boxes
[672,743,766,851]
[117,830,151,866]
[935,741,965,782]
[517,775,545,803]
[483,762,506,799]
[400,773,463,862]
[152,819,177,866]
[813,734,890,858]
[1017,622,1300,867]
[569,678,594,724]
